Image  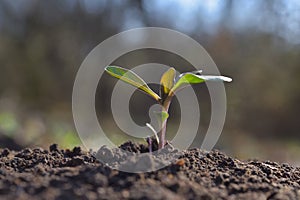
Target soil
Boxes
[0,142,300,200]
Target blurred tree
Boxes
[0,0,299,151]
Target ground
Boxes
[0,142,299,200]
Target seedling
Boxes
[105,66,232,149]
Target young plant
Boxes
[105,66,232,149]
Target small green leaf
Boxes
[105,66,161,101]
[154,111,169,123]
[153,110,169,132]
[170,73,232,94]
[160,67,176,100]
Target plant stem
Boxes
[158,95,173,149]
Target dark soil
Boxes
[0,142,300,200]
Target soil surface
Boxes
[0,142,300,200]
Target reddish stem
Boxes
[158,95,173,149]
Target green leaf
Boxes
[154,111,169,123]
[153,110,169,133]
[170,73,232,94]
[160,67,176,100]
[105,66,161,101]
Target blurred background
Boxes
[0,0,299,164]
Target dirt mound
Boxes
[0,142,299,199]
